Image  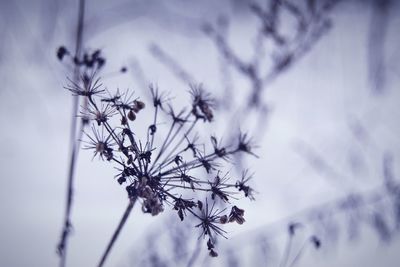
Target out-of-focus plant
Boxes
[131,2,400,265]
[151,0,341,129]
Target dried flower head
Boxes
[190,84,215,122]
[83,102,117,126]
[69,74,257,256]
[235,169,256,200]
[237,132,259,157]
[82,125,115,161]
[65,73,104,97]
[194,200,228,240]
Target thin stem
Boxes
[287,240,308,267]
[57,1,85,266]
[279,234,293,267]
[98,197,137,267]
[159,113,192,153]
[151,112,192,169]
[156,152,219,176]
[151,121,176,166]
[155,146,188,171]
[156,119,197,169]
[149,106,158,150]
[186,238,202,267]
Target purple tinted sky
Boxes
[0,0,400,266]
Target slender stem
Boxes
[98,197,137,267]
[186,238,202,267]
[151,112,192,170]
[155,146,188,170]
[159,113,192,154]
[156,152,219,176]
[149,106,158,150]
[279,235,293,267]
[156,120,197,169]
[287,240,308,267]
[57,1,85,266]
[164,184,211,192]
[152,121,176,166]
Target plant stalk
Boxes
[98,197,137,267]
[57,0,85,266]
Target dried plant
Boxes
[61,68,256,266]
[51,1,398,267]
[55,2,257,266]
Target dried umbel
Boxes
[68,74,257,255]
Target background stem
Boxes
[57,0,85,266]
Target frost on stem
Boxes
[69,73,258,256]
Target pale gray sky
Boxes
[0,0,400,266]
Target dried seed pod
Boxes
[131,105,140,113]
[197,200,203,210]
[209,249,218,257]
[57,46,68,61]
[207,238,214,250]
[229,206,245,224]
[220,215,228,224]
[128,110,136,121]
[149,124,157,135]
[134,100,145,110]
[117,176,126,185]
[178,209,184,221]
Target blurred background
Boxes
[1,0,400,266]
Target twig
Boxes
[57,0,85,266]
[98,197,137,267]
